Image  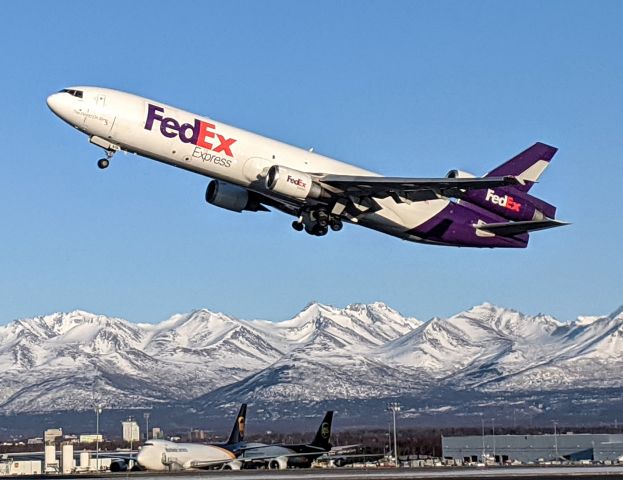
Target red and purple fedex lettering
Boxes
[485,189,522,213]
[144,104,237,157]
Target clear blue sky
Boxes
[0,0,620,325]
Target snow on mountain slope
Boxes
[0,309,281,413]
[251,302,419,351]
[482,308,623,390]
[1,303,622,414]
[0,302,420,413]
[195,302,423,404]
[380,303,623,392]
[381,303,563,377]
[142,309,283,372]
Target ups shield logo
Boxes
[238,416,245,437]
[320,422,330,439]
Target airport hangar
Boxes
[442,433,623,463]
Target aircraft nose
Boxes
[47,92,74,123]
[136,449,148,468]
[136,447,162,471]
[46,93,61,113]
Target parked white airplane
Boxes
[136,439,239,471]
[47,87,566,247]
[135,410,334,471]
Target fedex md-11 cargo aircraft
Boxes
[47,87,567,247]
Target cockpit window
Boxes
[60,89,83,99]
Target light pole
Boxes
[143,412,150,441]
[553,421,559,460]
[481,416,485,462]
[491,418,496,464]
[94,404,103,472]
[387,402,401,467]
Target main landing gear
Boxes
[292,208,343,237]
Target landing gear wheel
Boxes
[97,158,110,169]
[314,225,329,237]
[291,220,304,232]
[330,218,343,231]
[315,210,329,228]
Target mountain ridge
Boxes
[0,302,621,421]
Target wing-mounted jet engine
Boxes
[206,180,269,213]
[265,166,327,200]
[264,165,342,236]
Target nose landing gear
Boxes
[97,150,115,169]
[89,136,120,170]
[292,209,343,237]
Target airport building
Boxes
[442,433,623,463]
[43,428,62,444]
[121,419,140,443]
[79,434,103,444]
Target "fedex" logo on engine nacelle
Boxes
[287,175,306,188]
[144,104,237,157]
[485,189,522,212]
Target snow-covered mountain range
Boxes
[1,302,621,420]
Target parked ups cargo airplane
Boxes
[47,87,567,248]
[136,404,247,471]
[136,408,333,471]
[234,411,334,470]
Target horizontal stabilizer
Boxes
[477,219,569,237]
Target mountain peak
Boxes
[1,302,621,416]
[346,301,389,311]
[609,305,623,320]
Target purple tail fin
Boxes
[486,142,558,192]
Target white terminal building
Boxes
[122,419,140,442]
[79,434,103,443]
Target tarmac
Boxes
[5,465,623,480]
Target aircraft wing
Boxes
[238,448,327,463]
[1,450,136,461]
[330,444,362,453]
[186,450,327,469]
[187,458,237,469]
[319,174,521,202]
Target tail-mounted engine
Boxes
[446,169,476,179]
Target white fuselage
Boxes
[46,87,449,238]
[136,439,235,471]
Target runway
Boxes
[31,465,623,480]
[130,466,623,479]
